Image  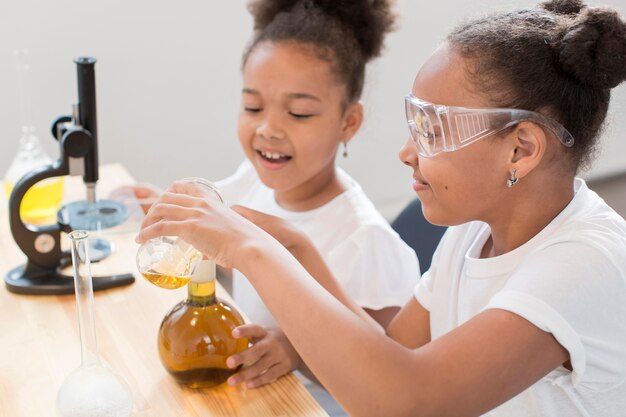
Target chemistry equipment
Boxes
[158,259,248,388]
[56,230,133,417]
[136,178,249,387]
[3,49,64,224]
[4,57,134,295]
[137,236,202,289]
[135,177,223,289]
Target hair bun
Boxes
[556,7,626,89]
[248,0,300,31]
[541,0,586,16]
[303,0,395,60]
[248,0,395,61]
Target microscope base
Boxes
[5,261,135,295]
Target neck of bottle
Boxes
[187,280,216,306]
[188,260,217,306]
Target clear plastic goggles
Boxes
[405,94,575,158]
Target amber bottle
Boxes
[157,261,249,388]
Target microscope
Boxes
[5,57,135,295]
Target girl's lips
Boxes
[412,177,430,192]
[256,150,292,170]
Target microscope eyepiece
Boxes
[74,57,97,65]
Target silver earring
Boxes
[342,141,348,158]
[507,168,518,188]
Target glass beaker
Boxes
[158,260,249,388]
[3,49,63,224]
[56,230,133,417]
[135,177,224,290]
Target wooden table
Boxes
[0,164,329,417]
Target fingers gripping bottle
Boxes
[135,178,248,387]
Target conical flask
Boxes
[3,49,63,224]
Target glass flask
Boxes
[137,236,201,289]
[136,177,223,290]
[136,178,249,387]
[3,49,63,224]
[57,230,133,417]
[158,260,249,388]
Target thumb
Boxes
[231,205,278,228]
[231,204,261,220]
[233,323,268,342]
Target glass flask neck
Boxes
[68,230,101,366]
[15,49,35,132]
[20,125,38,141]
[187,280,217,307]
[18,127,44,155]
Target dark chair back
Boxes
[391,199,447,273]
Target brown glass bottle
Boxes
[158,280,249,388]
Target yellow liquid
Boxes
[158,280,249,388]
[141,271,191,289]
[4,178,64,224]
[188,280,215,296]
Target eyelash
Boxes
[244,108,313,119]
[289,112,312,119]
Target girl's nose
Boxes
[399,137,419,168]
[256,115,285,140]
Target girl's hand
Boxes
[110,183,162,214]
[135,180,265,269]
[231,205,308,253]
[226,324,302,389]
[132,183,162,214]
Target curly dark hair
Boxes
[243,0,396,104]
[448,0,626,172]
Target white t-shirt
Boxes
[217,160,420,326]
[415,178,626,416]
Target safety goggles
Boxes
[405,94,575,158]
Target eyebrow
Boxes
[242,88,321,102]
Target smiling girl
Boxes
[199,0,421,391]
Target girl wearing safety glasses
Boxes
[138,0,626,415]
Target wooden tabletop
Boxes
[0,164,329,417]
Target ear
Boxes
[508,121,547,179]
[340,101,363,144]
